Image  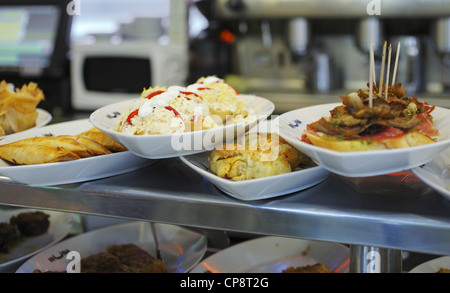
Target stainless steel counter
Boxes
[0,157,449,261]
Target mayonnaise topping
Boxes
[138,86,186,118]
[201,76,223,84]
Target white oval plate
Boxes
[0,119,153,186]
[16,221,207,273]
[180,152,328,201]
[412,147,450,201]
[89,95,275,159]
[34,108,52,129]
[190,236,349,273]
[0,208,75,273]
[0,108,51,140]
[275,103,450,177]
[409,256,450,273]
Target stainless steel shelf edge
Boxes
[0,158,449,256]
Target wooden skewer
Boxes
[392,42,401,85]
[379,41,387,95]
[385,44,392,100]
[369,38,374,108]
[372,60,377,88]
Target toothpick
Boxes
[372,60,377,88]
[392,42,401,85]
[379,41,387,95]
[369,39,374,108]
[385,44,392,100]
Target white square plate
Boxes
[89,95,275,159]
[275,103,450,177]
[180,151,329,201]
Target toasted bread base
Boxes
[305,130,435,152]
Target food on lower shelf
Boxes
[437,267,450,273]
[0,222,19,253]
[115,76,252,135]
[0,128,126,165]
[35,243,167,273]
[0,211,50,254]
[10,211,50,237]
[0,81,44,137]
[302,83,439,152]
[209,132,315,181]
[83,243,167,273]
[282,263,334,273]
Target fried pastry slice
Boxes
[79,128,127,152]
[0,144,79,165]
[8,136,94,158]
[0,81,44,135]
[62,135,112,156]
[209,133,314,181]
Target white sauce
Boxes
[202,76,223,84]
[138,86,186,118]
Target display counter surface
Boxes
[0,158,449,257]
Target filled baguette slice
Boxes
[301,83,439,152]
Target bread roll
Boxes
[305,130,435,152]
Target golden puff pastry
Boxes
[9,136,94,158]
[61,135,112,156]
[0,81,44,136]
[209,133,314,181]
[78,128,127,152]
[0,128,126,165]
[0,144,79,165]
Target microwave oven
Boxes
[71,40,188,110]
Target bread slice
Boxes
[305,130,434,152]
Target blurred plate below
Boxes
[412,147,450,201]
[16,221,207,273]
[409,256,450,273]
[190,236,349,273]
[0,209,75,273]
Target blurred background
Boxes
[1,0,450,118]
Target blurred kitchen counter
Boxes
[49,91,449,123]
[250,91,450,115]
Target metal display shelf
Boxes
[0,158,449,272]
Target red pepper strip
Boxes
[227,83,240,95]
[126,109,139,123]
[165,106,183,120]
[360,126,404,142]
[180,91,201,98]
[145,90,165,99]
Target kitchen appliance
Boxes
[0,0,73,115]
[71,0,189,111]
[189,0,450,112]
[71,40,188,110]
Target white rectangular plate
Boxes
[0,119,153,186]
